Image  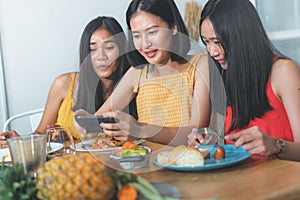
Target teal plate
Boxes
[152,145,251,171]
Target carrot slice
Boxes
[123,141,138,149]
[117,184,138,200]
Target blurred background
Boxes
[0,0,299,133]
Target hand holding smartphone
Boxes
[75,115,117,133]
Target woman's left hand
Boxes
[101,110,141,141]
[224,126,277,156]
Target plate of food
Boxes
[71,133,145,153]
[0,148,11,163]
[152,144,251,171]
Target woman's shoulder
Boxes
[190,52,208,59]
[271,58,300,97]
[188,52,208,65]
[271,58,299,77]
[191,53,209,83]
[190,52,209,71]
[52,72,78,90]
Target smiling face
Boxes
[201,19,227,69]
[90,28,119,79]
[130,11,177,65]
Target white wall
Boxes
[0,0,132,133]
[0,0,200,133]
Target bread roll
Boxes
[174,147,204,166]
[157,150,172,165]
[157,145,205,166]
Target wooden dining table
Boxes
[132,141,300,200]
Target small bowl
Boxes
[110,146,152,169]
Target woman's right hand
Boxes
[102,110,141,141]
[0,130,19,148]
[187,128,205,146]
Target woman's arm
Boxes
[271,59,300,161]
[102,54,212,145]
[95,67,138,115]
[190,54,211,128]
[225,59,300,161]
[0,73,71,147]
[35,73,72,134]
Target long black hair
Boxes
[125,0,191,67]
[73,16,137,118]
[200,0,284,132]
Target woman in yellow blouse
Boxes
[75,0,211,145]
[0,16,136,147]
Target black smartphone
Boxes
[75,116,117,133]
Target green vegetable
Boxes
[120,146,148,157]
[113,172,178,200]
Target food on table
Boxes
[214,146,226,160]
[122,141,138,149]
[118,141,148,157]
[111,142,151,170]
[117,184,137,200]
[119,146,148,157]
[36,153,115,200]
[115,172,173,200]
[157,145,205,166]
[92,132,124,149]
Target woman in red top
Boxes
[188,0,300,161]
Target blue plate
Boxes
[152,145,251,171]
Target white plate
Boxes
[0,148,11,162]
[71,138,146,153]
[47,142,64,154]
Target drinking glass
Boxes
[7,134,47,177]
[46,126,76,159]
[192,127,219,145]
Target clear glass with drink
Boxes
[46,126,76,159]
[7,134,47,177]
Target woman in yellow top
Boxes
[0,16,136,147]
[75,0,212,145]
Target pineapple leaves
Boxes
[0,163,38,200]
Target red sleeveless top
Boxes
[225,59,294,143]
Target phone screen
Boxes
[75,116,116,133]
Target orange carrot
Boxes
[123,141,138,149]
[117,184,138,200]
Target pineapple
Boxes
[36,153,116,200]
